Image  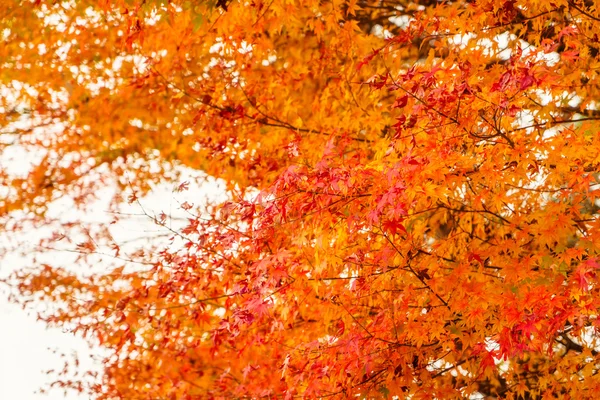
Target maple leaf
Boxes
[175,181,190,192]
[382,218,407,236]
[393,95,408,109]
[246,297,270,317]
[519,74,535,91]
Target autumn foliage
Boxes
[3,0,600,398]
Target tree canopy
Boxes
[2,0,600,398]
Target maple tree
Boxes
[2,0,600,398]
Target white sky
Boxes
[0,153,226,399]
[0,301,93,400]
